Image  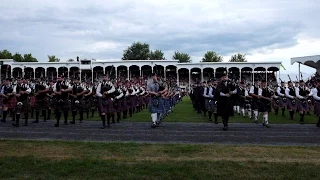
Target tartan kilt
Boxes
[83,98,91,111]
[98,98,115,114]
[126,96,132,108]
[131,95,137,107]
[91,96,98,109]
[258,102,272,113]
[251,99,260,110]
[47,98,55,109]
[164,98,170,111]
[239,99,246,108]
[114,99,123,112]
[205,98,215,112]
[144,96,149,105]
[55,99,70,111]
[279,97,287,107]
[3,96,17,109]
[15,99,30,113]
[122,98,128,111]
[296,100,309,112]
[287,99,297,110]
[30,96,36,108]
[314,101,320,117]
[148,97,165,113]
[35,98,48,110]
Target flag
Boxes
[280,63,286,70]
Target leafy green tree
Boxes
[48,55,60,62]
[23,53,38,62]
[172,51,191,63]
[0,49,13,59]
[201,51,223,62]
[149,50,166,60]
[12,53,24,62]
[229,53,247,62]
[122,42,150,60]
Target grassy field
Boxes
[0,139,319,179]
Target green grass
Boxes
[122,97,318,124]
[0,140,320,179]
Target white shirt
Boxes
[13,84,31,93]
[285,87,295,99]
[312,88,320,101]
[96,81,115,97]
[53,81,72,92]
[276,86,285,96]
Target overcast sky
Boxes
[0,0,319,79]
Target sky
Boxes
[0,0,319,80]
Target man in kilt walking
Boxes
[312,79,320,127]
[147,73,166,128]
[33,79,49,123]
[12,77,32,127]
[1,78,16,123]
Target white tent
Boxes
[291,55,320,75]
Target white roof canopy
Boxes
[291,55,320,69]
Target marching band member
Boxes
[258,80,274,128]
[82,81,93,119]
[12,77,31,127]
[216,73,236,131]
[203,80,215,122]
[53,75,72,127]
[295,80,313,124]
[33,78,49,123]
[249,79,261,123]
[70,78,86,124]
[276,81,287,117]
[113,83,124,123]
[1,78,16,123]
[46,80,55,121]
[96,74,116,129]
[147,73,165,128]
[238,81,247,117]
[312,79,320,127]
[285,81,296,120]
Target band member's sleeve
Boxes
[208,88,214,98]
[249,86,254,94]
[52,83,57,92]
[107,82,115,94]
[115,90,124,99]
[126,90,130,96]
[307,88,313,96]
[312,88,320,100]
[89,87,93,93]
[244,89,249,97]
[285,88,294,99]
[25,85,31,93]
[0,86,4,94]
[13,85,17,93]
[203,87,208,97]
[131,87,137,95]
[140,88,145,95]
[258,88,262,96]
[231,88,237,94]
[295,88,303,99]
[67,82,72,89]
[96,83,102,97]
[276,87,284,96]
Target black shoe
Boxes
[54,124,59,127]
[151,123,157,128]
[64,121,68,125]
[70,121,75,124]
[223,127,227,131]
[32,120,39,123]
[1,119,6,123]
[265,124,270,128]
[43,120,47,122]
[79,120,83,123]
[215,121,218,124]
[255,121,258,124]
[101,125,106,129]
[316,123,320,127]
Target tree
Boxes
[48,55,60,62]
[68,59,74,62]
[229,53,247,62]
[0,49,13,59]
[202,51,223,62]
[149,50,166,60]
[122,42,150,60]
[172,51,191,63]
[23,53,38,62]
[12,53,24,62]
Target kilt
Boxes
[144,96,149,105]
[47,98,55,109]
[296,100,309,112]
[126,96,132,108]
[114,99,123,112]
[279,97,287,108]
[91,96,98,109]
[258,102,271,113]
[239,99,246,108]
[30,96,36,108]
[15,99,30,114]
[98,98,115,114]
[55,99,70,112]
[2,96,17,109]
[164,98,170,111]
[287,99,297,111]
[314,101,320,117]
[148,96,165,114]
[35,98,47,111]
[251,99,260,110]
[205,98,215,112]
[122,98,128,111]
[131,96,138,107]
[83,98,91,111]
